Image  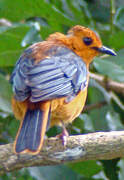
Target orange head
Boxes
[66,25,116,65]
[47,25,116,66]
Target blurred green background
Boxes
[0,0,124,179]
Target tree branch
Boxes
[1,131,124,175]
[90,72,124,94]
[84,101,107,111]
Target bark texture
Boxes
[0,131,124,175]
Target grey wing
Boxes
[10,47,88,103]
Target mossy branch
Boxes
[0,131,124,175]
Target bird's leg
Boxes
[56,121,69,146]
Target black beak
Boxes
[92,46,117,56]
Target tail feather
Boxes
[14,102,51,154]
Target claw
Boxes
[56,121,69,146]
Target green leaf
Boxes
[109,31,124,50]
[7,116,19,138]
[0,74,12,113]
[0,24,29,67]
[114,7,124,30]
[88,87,109,131]
[72,116,84,133]
[103,49,124,68]
[65,0,91,25]
[80,113,95,132]
[93,52,124,82]
[68,161,102,177]
[0,0,75,29]
[106,111,124,131]
[117,159,124,180]
[21,22,42,47]
[101,159,120,180]
[87,86,123,132]
[87,0,110,23]
[28,165,80,180]
[1,169,37,180]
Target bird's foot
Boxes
[56,122,69,146]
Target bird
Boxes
[10,25,116,155]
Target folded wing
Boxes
[10,46,88,103]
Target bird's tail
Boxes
[14,102,51,154]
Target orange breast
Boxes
[12,89,87,128]
[50,89,87,126]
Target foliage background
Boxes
[0,0,124,179]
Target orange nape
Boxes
[10,25,116,154]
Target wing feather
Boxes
[10,46,88,102]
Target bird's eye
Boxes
[83,37,93,46]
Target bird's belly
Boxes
[50,89,87,126]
